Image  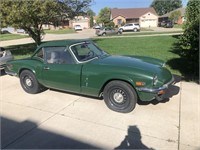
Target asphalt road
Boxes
[0,72,199,149]
[0,27,183,47]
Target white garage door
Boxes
[140,19,157,28]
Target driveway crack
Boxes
[178,81,182,150]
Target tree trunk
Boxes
[25,27,42,46]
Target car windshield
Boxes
[70,41,108,62]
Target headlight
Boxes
[153,75,158,86]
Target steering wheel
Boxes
[87,51,95,57]
[82,51,95,61]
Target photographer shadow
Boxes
[115,126,154,149]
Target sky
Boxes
[91,0,189,15]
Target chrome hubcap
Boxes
[113,93,124,103]
[25,78,32,87]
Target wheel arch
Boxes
[18,67,36,76]
[99,78,138,98]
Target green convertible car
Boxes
[5,40,174,113]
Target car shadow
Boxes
[49,88,103,101]
[138,74,181,106]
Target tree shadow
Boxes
[1,116,100,149]
[138,74,181,106]
[115,125,154,149]
[167,35,199,83]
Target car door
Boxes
[105,27,112,35]
[124,24,132,31]
[42,46,82,93]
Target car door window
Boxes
[34,48,44,61]
[44,47,75,64]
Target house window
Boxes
[117,19,122,25]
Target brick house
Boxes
[110,8,158,28]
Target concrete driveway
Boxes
[0,71,199,149]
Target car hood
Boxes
[91,55,171,83]
[92,55,163,70]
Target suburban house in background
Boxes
[159,8,186,24]
[72,16,90,29]
[110,8,158,28]
[42,16,90,30]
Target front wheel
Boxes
[20,70,45,94]
[103,81,137,113]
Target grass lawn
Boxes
[93,35,181,76]
[117,31,183,36]
[0,33,29,41]
[173,24,183,28]
[44,29,76,34]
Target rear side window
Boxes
[44,47,75,64]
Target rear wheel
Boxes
[20,70,45,94]
[102,32,106,36]
[133,28,137,32]
[103,81,137,113]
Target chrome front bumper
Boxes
[137,77,175,101]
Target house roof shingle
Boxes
[111,7,158,19]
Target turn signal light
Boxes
[158,90,165,95]
[136,82,145,86]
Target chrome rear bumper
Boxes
[5,70,17,76]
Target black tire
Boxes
[119,28,123,32]
[103,81,137,113]
[133,28,137,32]
[20,70,44,94]
[102,32,106,36]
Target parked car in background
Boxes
[5,40,175,113]
[0,47,14,69]
[93,25,101,29]
[159,21,174,28]
[74,25,82,31]
[118,23,140,32]
[16,29,27,34]
[96,27,122,36]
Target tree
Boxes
[57,0,92,20]
[90,16,94,28]
[97,7,111,26]
[179,0,200,70]
[0,0,92,45]
[86,9,95,28]
[169,10,181,23]
[150,0,182,15]
[0,0,58,45]
[87,8,96,17]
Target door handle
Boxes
[44,66,50,70]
